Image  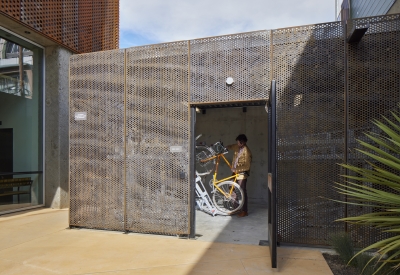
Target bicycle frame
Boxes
[201,153,239,198]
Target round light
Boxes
[226,77,234,85]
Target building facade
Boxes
[337,0,400,20]
[0,0,119,214]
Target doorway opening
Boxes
[191,101,268,245]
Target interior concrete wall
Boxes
[44,45,72,209]
[195,106,269,205]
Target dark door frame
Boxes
[267,80,277,268]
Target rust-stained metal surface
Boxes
[0,0,119,53]
[0,0,20,20]
[69,49,125,230]
[125,42,190,235]
[69,14,400,244]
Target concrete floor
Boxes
[0,208,333,275]
[0,203,34,213]
[195,203,268,245]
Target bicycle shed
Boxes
[69,13,400,270]
[70,30,276,263]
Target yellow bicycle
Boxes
[196,141,244,215]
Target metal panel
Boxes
[0,0,119,53]
[44,0,63,42]
[347,14,400,247]
[77,0,93,54]
[125,42,190,235]
[69,49,125,231]
[90,0,120,52]
[190,31,270,103]
[351,0,395,18]
[20,0,43,31]
[62,0,78,50]
[0,0,20,20]
[273,22,346,245]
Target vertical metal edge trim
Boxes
[19,47,24,91]
[269,30,277,268]
[348,0,351,19]
[343,20,349,232]
[188,40,191,104]
[42,47,46,213]
[189,108,196,239]
[270,31,274,85]
[124,49,128,232]
[68,53,70,227]
[335,0,337,22]
[271,80,277,268]
[188,40,196,238]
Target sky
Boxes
[119,0,338,49]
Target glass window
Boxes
[0,35,43,213]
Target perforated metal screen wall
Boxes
[125,42,190,235]
[0,0,119,53]
[69,49,125,230]
[190,31,270,103]
[347,14,400,247]
[70,14,400,244]
[273,22,346,245]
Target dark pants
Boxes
[237,178,248,212]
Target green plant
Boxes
[355,253,376,275]
[328,232,355,265]
[334,109,400,274]
[327,232,400,274]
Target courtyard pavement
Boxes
[0,208,332,274]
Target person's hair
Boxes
[236,134,248,143]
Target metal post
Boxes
[123,49,128,233]
[189,107,196,239]
[19,46,24,95]
[266,80,277,268]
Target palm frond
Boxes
[332,108,400,274]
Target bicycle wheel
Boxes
[195,145,215,175]
[212,181,244,215]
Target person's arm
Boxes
[226,144,238,151]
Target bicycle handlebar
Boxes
[211,141,228,155]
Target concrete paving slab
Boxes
[194,203,268,245]
[0,208,333,275]
[0,208,68,251]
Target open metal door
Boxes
[267,80,277,268]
